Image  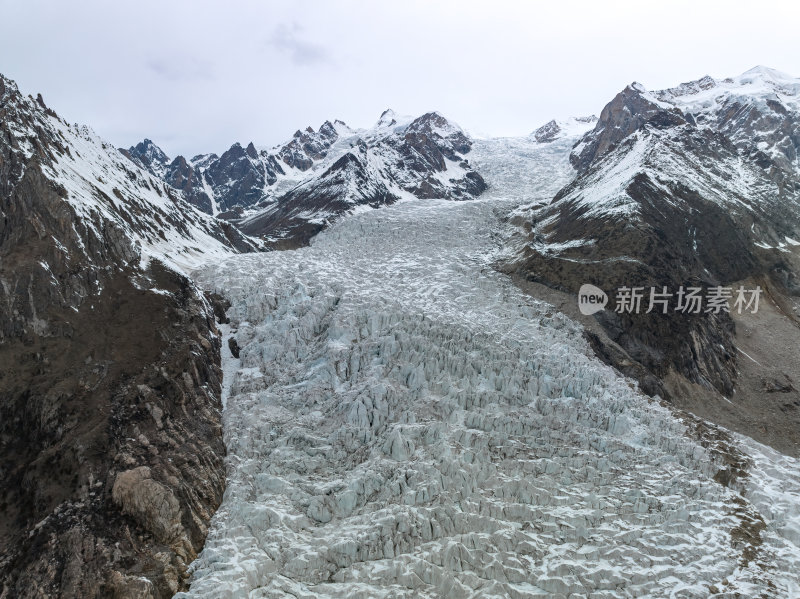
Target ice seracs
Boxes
[178,127,800,597]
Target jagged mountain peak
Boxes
[570,83,685,171]
[136,137,163,151]
[569,66,800,204]
[549,67,800,248]
[318,119,336,138]
[405,110,462,135]
[229,108,485,247]
[0,72,26,107]
[371,109,466,140]
[288,119,349,143]
[531,116,598,143]
[123,138,171,175]
[373,108,416,132]
[276,122,342,172]
[377,107,398,126]
[115,103,484,247]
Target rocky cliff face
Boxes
[504,67,800,454]
[569,83,686,171]
[277,120,341,171]
[0,73,248,597]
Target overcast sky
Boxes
[2,0,798,157]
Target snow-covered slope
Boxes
[556,124,796,229]
[1,73,259,272]
[654,66,800,172]
[48,125,261,271]
[178,133,800,598]
[531,116,597,143]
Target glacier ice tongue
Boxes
[180,136,800,598]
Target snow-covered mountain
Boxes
[654,65,800,172]
[506,67,800,451]
[531,115,597,143]
[0,75,260,272]
[123,109,487,248]
[572,66,800,174]
[120,138,170,179]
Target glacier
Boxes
[178,135,800,598]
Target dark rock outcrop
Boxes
[163,155,213,213]
[204,142,275,213]
[532,116,598,143]
[532,120,562,143]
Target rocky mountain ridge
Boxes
[122,109,487,248]
[505,66,800,454]
[0,72,252,597]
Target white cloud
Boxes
[0,0,798,157]
[268,22,331,66]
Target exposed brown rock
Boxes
[0,73,229,598]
